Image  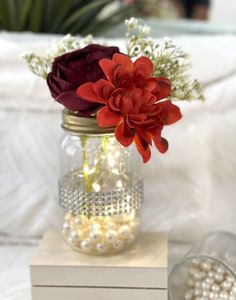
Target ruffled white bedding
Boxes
[1,32,236,299]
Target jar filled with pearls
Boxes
[59,110,143,255]
[169,232,236,300]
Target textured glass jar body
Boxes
[169,232,236,300]
[59,111,143,255]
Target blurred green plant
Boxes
[0,0,140,35]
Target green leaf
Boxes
[60,0,111,32]
[28,0,45,32]
[45,0,82,33]
[66,3,108,34]
[0,0,136,35]
[0,0,17,30]
[19,0,32,30]
[89,4,140,35]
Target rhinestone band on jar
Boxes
[59,174,143,216]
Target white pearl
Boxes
[118,225,130,239]
[81,239,92,250]
[201,290,209,297]
[89,223,101,231]
[96,243,108,253]
[189,267,197,277]
[219,290,229,299]
[105,230,117,243]
[214,273,224,283]
[62,222,70,230]
[208,271,216,278]
[231,285,236,295]
[216,266,225,274]
[211,283,220,292]
[205,277,214,285]
[221,280,232,291]
[213,263,219,271]
[64,213,72,221]
[209,291,218,299]
[188,279,195,287]
[195,281,202,288]
[194,271,204,281]
[70,230,81,242]
[113,240,124,250]
[106,222,116,230]
[184,291,193,299]
[201,281,210,290]
[129,220,138,230]
[194,288,202,296]
[201,261,212,272]
[89,230,102,242]
[226,276,235,283]
[113,214,124,222]
[127,233,136,244]
[127,212,136,221]
[67,236,73,243]
[229,295,236,300]
[200,272,206,280]
[192,258,201,266]
[74,216,83,225]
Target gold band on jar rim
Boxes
[61,109,115,135]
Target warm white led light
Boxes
[92,183,101,192]
[116,180,123,188]
[112,168,119,175]
[115,151,121,157]
[83,165,89,173]
[88,168,95,175]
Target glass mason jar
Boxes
[59,110,143,255]
[169,231,236,300]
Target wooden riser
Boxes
[32,287,168,300]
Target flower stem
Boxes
[81,136,92,193]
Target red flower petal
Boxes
[120,96,135,114]
[147,128,168,153]
[154,77,172,100]
[134,133,151,163]
[97,106,120,127]
[99,58,116,82]
[95,80,114,101]
[136,128,152,145]
[154,136,168,153]
[115,120,135,147]
[144,78,158,91]
[134,56,153,79]
[56,90,99,112]
[158,100,182,125]
[113,53,133,72]
[76,79,114,103]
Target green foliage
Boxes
[0,0,139,35]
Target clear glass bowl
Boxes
[169,231,236,300]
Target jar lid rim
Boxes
[61,109,115,135]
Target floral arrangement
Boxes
[22,18,204,163]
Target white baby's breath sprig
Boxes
[125,18,204,101]
[20,34,94,79]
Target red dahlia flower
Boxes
[77,53,182,162]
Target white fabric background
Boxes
[0,32,236,298]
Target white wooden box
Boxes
[30,231,168,300]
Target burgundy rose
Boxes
[47,44,120,116]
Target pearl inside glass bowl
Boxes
[183,258,236,300]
